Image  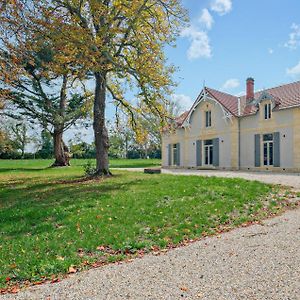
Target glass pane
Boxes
[265,105,268,119]
[263,134,273,141]
[204,139,213,145]
[269,142,273,165]
[173,149,177,165]
[209,146,213,165]
[264,143,268,166]
[205,147,209,164]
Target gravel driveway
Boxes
[118,168,300,191]
[2,169,300,300]
[162,169,300,190]
[3,208,300,300]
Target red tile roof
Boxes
[180,80,300,125]
[175,111,189,126]
[205,87,240,116]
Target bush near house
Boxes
[0,159,292,290]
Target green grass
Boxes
[0,159,287,289]
[0,158,161,171]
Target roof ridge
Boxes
[265,80,300,92]
[205,87,238,99]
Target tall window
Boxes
[204,140,213,165]
[264,103,271,119]
[263,134,273,166]
[173,144,178,165]
[205,111,212,127]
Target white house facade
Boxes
[162,78,300,172]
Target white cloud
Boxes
[268,48,274,54]
[181,26,212,60]
[222,78,240,90]
[199,8,214,30]
[284,23,300,50]
[171,94,193,112]
[211,0,232,16]
[286,61,300,77]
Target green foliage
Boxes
[36,130,53,159]
[69,141,95,159]
[0,159,287,288]
[83,160,97,176]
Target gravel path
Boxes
[2,208,300,300]
[117,168,300,190]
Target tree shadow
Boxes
[1,177,139,237]
[0,167,50,173]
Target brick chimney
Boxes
[246,77,254,102]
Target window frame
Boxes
[264,103,272,120]
[205,110,212,127]
[203,139,213,165]
[172,144,178,166]
[263,133,274,166]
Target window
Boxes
[205,111,212,127]
[264,103,271,119]
[173,144,178,165]
[263,134,273,166]
[204,140,213,165]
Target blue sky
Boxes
[164,0,300,111]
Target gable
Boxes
[182,88,236,127]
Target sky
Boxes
[162,0,300,111]
[66,0,300,144]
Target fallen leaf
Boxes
[11,286,20,293]
[68,266,77,274]
[96,245,105,251]
[10,263,17,269]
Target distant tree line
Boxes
[0,112,170,159]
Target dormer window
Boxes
[264,103,271,119]
[205,111,212,127]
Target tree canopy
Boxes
[0,0,188,174]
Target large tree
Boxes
[1,0,187,174]
[37,0,187,175]
[0,3,93,166]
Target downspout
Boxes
[237,97,241,170]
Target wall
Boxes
[162,96,300,171]
[240,100,296,170]
[162,97,237,168]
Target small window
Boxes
[205,111,212,127]
[264,103,271,119]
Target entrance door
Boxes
[263,134,273,166]
[204,140,213,166]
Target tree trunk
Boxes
[21,148,25,159]
[52,128,69,167]
[93,72,110,176]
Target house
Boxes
[162,78,300,172]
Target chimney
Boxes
[246,77,254,102]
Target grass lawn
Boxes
[0,158,161,171]
[0,159,292,290]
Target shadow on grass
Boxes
[0,167,50,173]
[1,177,139,237]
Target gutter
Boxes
[238,97,241,170]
